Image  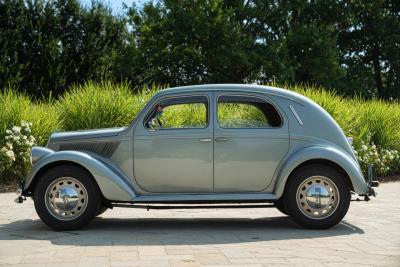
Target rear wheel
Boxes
[34,165,101,230]
[283,164,351,229]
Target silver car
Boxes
[16,84,378,230]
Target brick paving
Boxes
[0,182,399,267]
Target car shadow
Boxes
[0,216,364,246]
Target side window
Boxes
[145,95,208,130]
[217,95,282,128]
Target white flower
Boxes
[5,129,12,135]
[12,126,21,133]
[362,145,368,151]
[5,150,15,161]
[5,143,13,150]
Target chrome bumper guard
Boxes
[364,164,379,200]
[14,181,26,204]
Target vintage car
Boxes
[15,84,378,230]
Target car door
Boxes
[213,92,289,192]
[133,93,213,193]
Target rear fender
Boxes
[274,145,369,197]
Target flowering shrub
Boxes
[0,143,14,174]
[0,121,36,182]
[354,140,400,176]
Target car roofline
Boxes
[157,84,306,105]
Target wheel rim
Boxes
[45,177,88,221]
[296,176,340,220]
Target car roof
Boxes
[158,84,308,105]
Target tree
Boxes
[339,0,400,98]
[121,0,266,86]
[0,0,125,97]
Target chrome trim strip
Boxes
[290,105,303,126]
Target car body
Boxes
[17,84,377,230]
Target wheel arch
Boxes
[273,145,368,198]
[24,150,136,201]
[286,159,353,193]
[26,160,93,196]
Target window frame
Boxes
[143,94,210,131]
[216,94,284,130]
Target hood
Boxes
[48,127,126,144]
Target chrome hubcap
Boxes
[45,177,88,221]
[296,176,340,219]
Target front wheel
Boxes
[97,206,108,216]
[283,164,351,229]
[34,165,101,230]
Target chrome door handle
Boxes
[215,137,230,142]
[199,138,212,142]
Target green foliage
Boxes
[0,89,59,147]
[160,104,208,129]
[0,0,126,98]
[57,81,137,130]
[0,89,31,144]
[218,103,268,128]
[1,82,400,183]
[25,103,60,146]
[1,0,399,99]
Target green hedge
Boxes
[1,82,400,183]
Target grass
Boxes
[1,81,400,149]
[1,81,400,182]
[290,84,400,151]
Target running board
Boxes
[111,203,276,210]
[129,192,278,203]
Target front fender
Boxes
[25,148,136,201]
[273,145,369,197]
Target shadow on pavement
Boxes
[0,216,364,246]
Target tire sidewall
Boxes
[34,165,100,230]
[284,164,351,229]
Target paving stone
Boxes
[0,182,399,266]
[194,253,230,265]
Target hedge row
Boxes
[1,81,399,181]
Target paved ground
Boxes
[0,183,399,267]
